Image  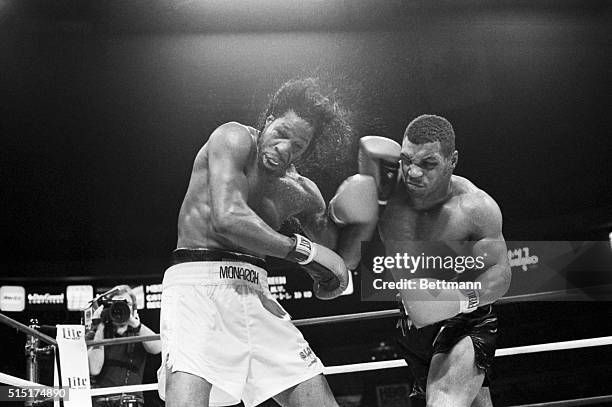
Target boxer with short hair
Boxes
[159,78,378,407]
[362,115,511,407]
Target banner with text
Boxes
[54,325,92,407]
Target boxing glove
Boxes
[358,136,401,205]
[286,234,349,300]
[328,175,378,227]
[400,280,480,328]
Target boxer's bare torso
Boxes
[379,175,495,257]
[177,122,325,256]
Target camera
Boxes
[82,287,135,329]
[97,297,132,325]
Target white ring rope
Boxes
[89,383,158,397]
[4,373,612,407]
[2,308,612,403]
[6,376,612,407]
[62,335,612,397]
[508,395,612,407]
[495,335,612,357]
[325,360,405,375]
[0,372,53,389]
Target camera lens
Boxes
[110,301,131,324]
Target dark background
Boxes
[1,0,611,406]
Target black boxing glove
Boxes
[358,136,401,205]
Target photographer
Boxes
[87,285,161,407]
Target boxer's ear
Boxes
[450,150,458,170]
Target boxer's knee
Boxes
[426,337,484,407]
[470,387,494,407]
[427,384,474,407]
[426,390,457,407]
[430,336,479,378]
[427,373,472,407]
[274,374,338,407]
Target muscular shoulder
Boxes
[192,122,255,170]
[292,171,326,214]
[209,122,254,151]
[453,176,502,234]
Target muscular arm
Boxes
[208,123,295,258]
[294,181,339,249]
[335,223,377,270]
[296,177,376,270]
[397,193,511,328]
[471,196,512,305]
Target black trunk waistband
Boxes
[171,248,266,269]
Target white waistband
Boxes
[163,261,269,290]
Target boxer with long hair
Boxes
[159,78,378,407]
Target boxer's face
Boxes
[258,110,314,174]
[400,140,456,196]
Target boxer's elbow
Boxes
[408,310,439,329]
[480,265,512,305]
[401,300,439,329]
[210,212,231,235]
[493,264,512,298]
[210,206,241,236]
[409,315,429,329]
[500,265,512,294]
[344,257,360,271]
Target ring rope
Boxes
[85,310,402,346]
[0,313,57,346]
[87,334,160,347]
[0,303,602,349]
[81,285,612,347]
[89,383,157,397]
[5,374,612,407]
[81,335,612,397]
[3,295,612,401]
[2,283,604,348]
[294,309,399,327]
[508,394,612,407]
[3,334,612,404]
[4,376,611,407]
[325,360,405,375]
[0,372,53,389]
[495,336,612,357]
